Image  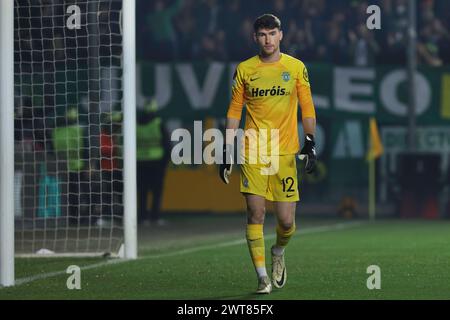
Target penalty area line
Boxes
[8,221,364,288]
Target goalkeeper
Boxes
[219,14,317,294]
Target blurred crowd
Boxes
[137,0,450,66]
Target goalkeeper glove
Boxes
[219,144,233,184]
[298,134,317,174]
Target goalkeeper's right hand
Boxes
[219,144,233,184]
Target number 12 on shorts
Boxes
[281,177,295,193]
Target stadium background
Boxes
[4,0,450,302]
[135,0,450,218]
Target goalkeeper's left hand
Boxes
[298,134,317,174]
[219,144,233,184]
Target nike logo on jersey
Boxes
[286,194,294,198]
[250,77,260,82]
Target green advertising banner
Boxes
[140,62,450,123]
[139,62,450,199]
[17,62,450,208]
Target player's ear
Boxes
[279,30,283,41]
[253,32,257,43]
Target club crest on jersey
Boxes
[303,68,309,83]
[281,72,290,82]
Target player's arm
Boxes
[225,118,240,143]
[220,66,245,184]
[296,63,317,174]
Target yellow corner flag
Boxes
[366,117,384,161]
[366,117,383,221]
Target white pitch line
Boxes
[8,221,364,288]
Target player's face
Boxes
[254,28,283,56]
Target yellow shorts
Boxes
[240,154,300,202]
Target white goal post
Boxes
[0,0,136,287]
[1,0,15,287]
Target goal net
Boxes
[13,0,128,256]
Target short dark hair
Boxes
[253,14,281,32]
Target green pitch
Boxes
[1,216,450,299]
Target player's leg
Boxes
[112,169,123,224]
[268,154,299,288]
[103,170,113,215]
[137,161,149,224]
[244,193,272,294]
[68,171,80,226]
[150,159,168,226]
[240,152,272,293]
[274,201,296,253]
[271,201,296,288]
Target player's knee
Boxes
[278,221,295,232]
[247,207,265,224]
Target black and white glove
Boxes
[219,144,233,184]
[298,134,317,174]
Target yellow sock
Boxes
[275,223,296,248]
[246,224,267,277]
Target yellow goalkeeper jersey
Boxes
[227,53,316,156]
